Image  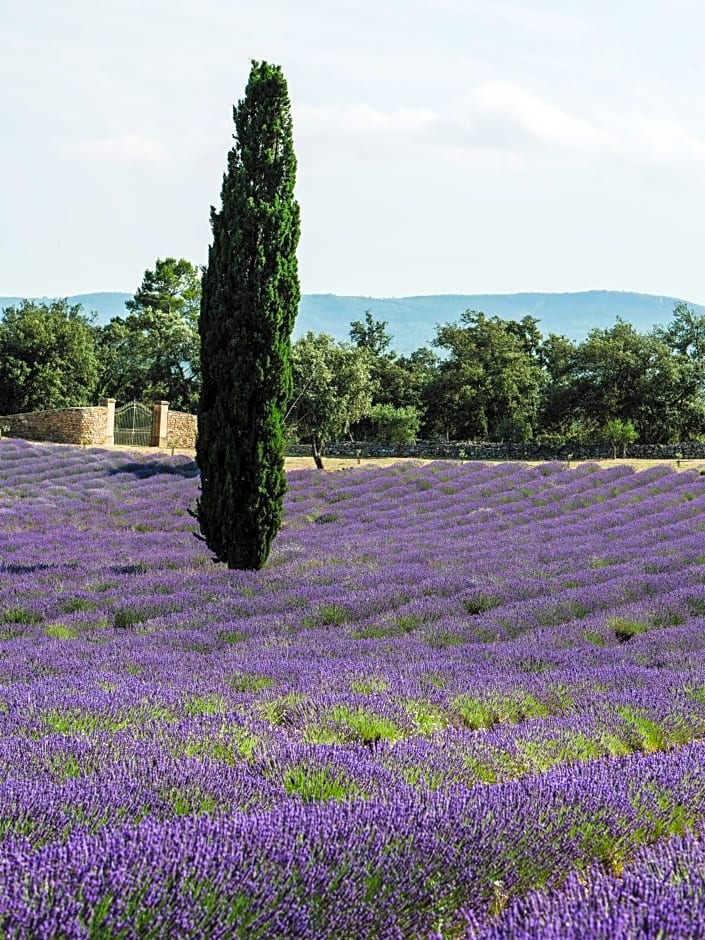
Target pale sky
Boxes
[3,0,705,303]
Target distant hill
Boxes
[1,290,702,355]
[0,292,133,323]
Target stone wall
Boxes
[285,440,705,462]
[0,406,109,446]
[4,404,705,464]
[166,410,197,448]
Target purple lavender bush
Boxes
[2,440,705,937]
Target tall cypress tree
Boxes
[196,61,300,570]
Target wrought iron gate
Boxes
[114,401,153,447]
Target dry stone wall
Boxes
[166,411,197,448]
[286,440,705,461]
[0,406,109,446]
[3,404,705,463]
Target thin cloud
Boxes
[296,102,436,135]
[294,102,437,161]
[441,82,705,169]
[296,82,705,173]
[631,117,705,164]
[471,81,609,152]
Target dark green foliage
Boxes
[539,317,705,444]
[0,299,100,414]
[424,312,545,441]
[289,332,374,467]
[0,607,42,625]
[349,311,393,357]
[611,618,648,643]
[197,61,300,570]
[113,607,152,630]
[346,313,440,441]
[369,403,421,447]
[98,258,201,411]
[462,594,502,615]
[314,512,339,524]
[604,418,638,458]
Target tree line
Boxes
[2,269,705,455]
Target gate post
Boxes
[152,401,169,448]
[103,399,116,446]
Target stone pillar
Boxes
[103,399,116,446]
[152,401,169,448]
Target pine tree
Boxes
[196,61,300,569]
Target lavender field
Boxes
[3,439,705,938]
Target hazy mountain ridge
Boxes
[2,290,702,355]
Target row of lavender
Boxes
[2,439,705,936]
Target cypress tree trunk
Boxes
[196,61,300,569]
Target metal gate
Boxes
[114,401,153,447]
